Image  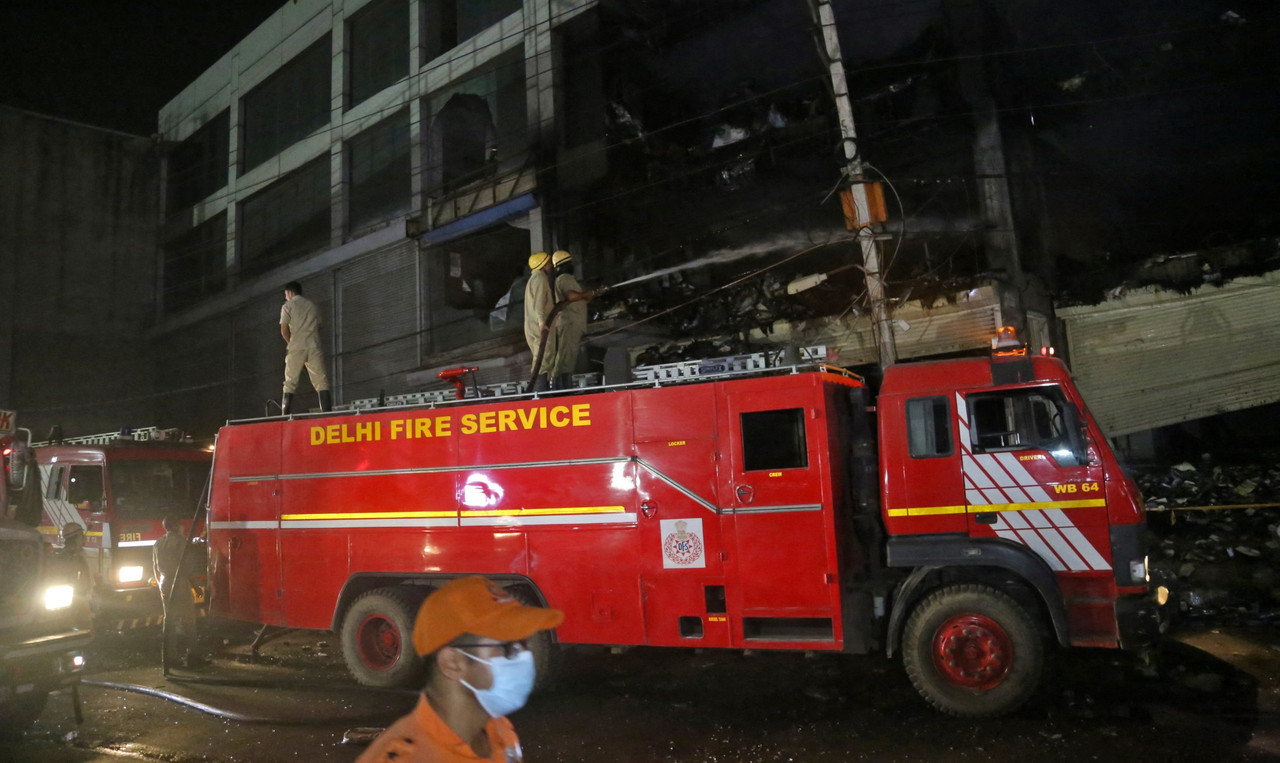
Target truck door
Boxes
[961,385,1111,574]
[632,384,730,648]
[722,385,839,645]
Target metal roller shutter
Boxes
[232,293,290,419]
[811,285,1003,366]
[337,239,420,403]
[1059,271,1280,437]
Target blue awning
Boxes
[416,193,537,246]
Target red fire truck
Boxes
[32,428,213,628]
[207,330,1165,716]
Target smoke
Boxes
[609,232,825,290]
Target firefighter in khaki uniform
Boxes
[548,250,605,390]
[357,576,564,763]
[523,253,556,392]
[280,281,331,415]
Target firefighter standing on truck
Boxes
[280,280,332,415]
[358,577,564,763]
[523,252,556,392]
[548,250,605,390]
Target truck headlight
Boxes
[1129,557,1149,583]
[118,565,145,583]
[44,584,75,611]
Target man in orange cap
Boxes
[358,576,564,763]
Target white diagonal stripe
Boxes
[1003,485,1033,503]
[1002,510,1030,530]
[995,452,1038,486]
[975,454,1017,488]
[955,392,967,425]
[1059,526,1111,571]
[963,457,997,490]
[1016,529,1066,571]
[1037,527,1088,571]
[981,487,1008,503]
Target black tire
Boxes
[340,587,425,688]
[901,583,1044,718]
[0,691,50,736]
[507,585,561,692]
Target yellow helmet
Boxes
[528,251,550,271]
[552,250,573,267]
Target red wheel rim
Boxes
[356,613,402,671]
[931,613,1013,690]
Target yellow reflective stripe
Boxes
[282,511,455,521]
[889,499,1106,518]
[887,505,966,518]
[967,499,1106,512]
[462,506,626,518]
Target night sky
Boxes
[0,1,284,135]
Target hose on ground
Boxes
[81,678,414,726]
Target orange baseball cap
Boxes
[413,577,564,656]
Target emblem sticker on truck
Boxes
[660,518,705,568]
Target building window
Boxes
[967,386,1085,466]
[906,396,952,458]
[740,409,808,471]
[163,213,227,311]
[347,109,411,233]
[424,51,527,194]
[423,223,529,353]
[422,0,520,62]
[241,35,332,173]
[167,111,229,210]
[239,157,330,276]
[348,0,409,108]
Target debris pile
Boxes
[1137,460,1280,626]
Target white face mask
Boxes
[459,648,536,717]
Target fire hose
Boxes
[81,677,413,725]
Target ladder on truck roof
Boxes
[32,427,189,448]
[339,345,831,412]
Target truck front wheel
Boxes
[901,583,1043,717]
[340,587,424,688]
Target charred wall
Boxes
[0,107,159,438]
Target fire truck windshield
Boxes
[109,460,209,520]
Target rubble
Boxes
[1137,458,1280,626]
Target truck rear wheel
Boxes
[901,583,1043,718]
[340,587,424,688]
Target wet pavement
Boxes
[6,616,1280,762]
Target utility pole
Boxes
[806,0,897,367]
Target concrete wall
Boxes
[0,107,159,438]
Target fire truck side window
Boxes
[46,465,66,499]
[740,408,808,471]
[67,466,105,509]
[967,387,1084,466]
[906,396,952,458]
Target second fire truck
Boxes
[207,330,1166,717]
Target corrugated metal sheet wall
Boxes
[1059,271,1280,437]
[336,239,420,403]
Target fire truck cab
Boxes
[33,428,213,627]
[207,332,1164,717]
